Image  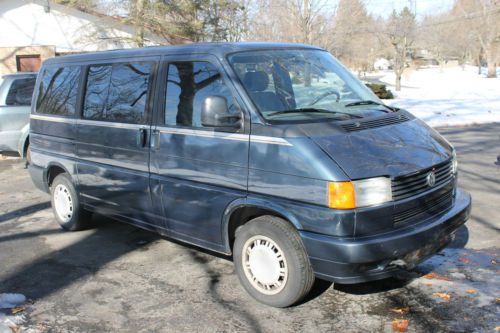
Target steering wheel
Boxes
[310,89,341,106]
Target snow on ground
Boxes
[371,66,500,127]
[0,294,44,333]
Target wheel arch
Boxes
[222,198,302,254]
[46,162,72,187]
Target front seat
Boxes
[243,71,286,112]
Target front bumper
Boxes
[300,188,471,284]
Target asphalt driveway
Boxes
[0,124,498,333]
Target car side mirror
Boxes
[201,96,241,129]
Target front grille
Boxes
[392,159,454,201]
[393,189,454,226]
[341,113,410,132]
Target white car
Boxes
[0,72,37,160]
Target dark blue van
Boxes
[29,43,471,307]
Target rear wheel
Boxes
[233,216,315,307]
[50,173,91,231]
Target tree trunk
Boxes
[394,58,403,91]
[485,48,497,78]
[476,48,483,75]
[134,0,145,47]
[176,63,195,126]
[304,62,311,87]
[395,74,401,91]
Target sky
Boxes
[101,0,457,21]
[362,0,455,19]
[321,0,456,20]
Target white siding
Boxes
[0,0,165,52]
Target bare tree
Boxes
[288,0,325,44]
[332,0,379,75]
[455,0,499,78]
[248,0,330,47]
[384,7,416,91]
[59,0,249,45]
[131,0,145,47]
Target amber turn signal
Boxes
[328,181,356,209]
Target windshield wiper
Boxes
[267,108,363,118]
[344,100,393,112]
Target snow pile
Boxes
[0,294,26,309]
[0,293,43,333]
[377,66,500,127]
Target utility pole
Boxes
[411,0,417,18]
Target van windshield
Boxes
[228,49,387,121]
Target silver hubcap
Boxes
[53,184,73,223]
[242,235,288,295]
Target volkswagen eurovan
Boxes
[29,43,471,307]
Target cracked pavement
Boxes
[0,124,499,332]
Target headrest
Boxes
[243,71,269,92]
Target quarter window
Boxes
[36,66,81,115]
[165,61,237,127]
[6,77,36,106]
[84,63,151,123]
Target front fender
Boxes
[221,196,303,253]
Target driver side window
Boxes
[164,61,238,128]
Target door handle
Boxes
[151,129,160,150]
[137,128,148,147]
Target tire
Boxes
[233,216,315,307]
[50,173,91,231]
[25,143,31,165]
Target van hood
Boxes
[301,116,452,180]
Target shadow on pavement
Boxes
[0,215,159,300]
[0,229,63,243]
[0,202,50,223]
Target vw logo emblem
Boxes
[426,172,436,187]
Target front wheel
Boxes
[233,216,315,307]
[50,173,91,231]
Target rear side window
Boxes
[6,77,36,106]
[36,66,81,115]
[83,63,152,124]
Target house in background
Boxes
[0,0,165,75]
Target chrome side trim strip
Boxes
[29,116,293,146]
[30,115,145,130]
[156,126,292,146]
[30,114,74,123]
[77,119,144,130]
[250,135,293,146]
[81,193,119,206]
[156,126,249,142]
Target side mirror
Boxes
[201,96,241,129]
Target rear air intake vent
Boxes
[341,113,410,132]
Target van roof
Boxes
[42,42,324,65]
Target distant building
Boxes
[374,58,390,71]
[412,49,439,67]
[0,0,165,74]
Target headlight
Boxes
[451,150,458,174]
[328,177,392,209]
